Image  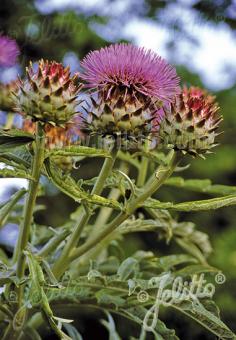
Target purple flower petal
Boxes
[0,36,20,67]
[81,43,180,103]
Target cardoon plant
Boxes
[0,41,235,340]
[81,44,180,145]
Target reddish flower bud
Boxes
[158,86,222,156]
[14,60,83,126]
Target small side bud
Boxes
[158,86,222,157]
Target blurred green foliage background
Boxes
[0,0,236,338]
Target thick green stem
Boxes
[93,187,120,227]
[6,123,45,340]
[72,162,129,268]
[91,147,118,196]
[126,151,182,214]
[69,212,129,261]
[136,156,149,187]
[38,229,70,258]
[91,161,128,233]
[69,151,182,262]
[136,141,150,187]
[13,123,45,271]
[52,146,119,278]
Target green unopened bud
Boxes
[14,60,83,126]
[158,86,222,157]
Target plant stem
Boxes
[69,151,182,262]
[38,229,70,258]
[13,123,45,291]
[52,145,119,278]
[69,212,129,260]
[91,147,118,196]
[126,151,182,214]
[91,161,128,232]
[136,156,149,187]
[72,162,129,268]
[136,141,149,187]
[5,123,45,340]
[93,187,120,227]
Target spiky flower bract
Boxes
[158,86,222,156]
[14,60,83,126]
[80,43,180,145]
[0,36,19,67]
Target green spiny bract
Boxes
[158,86,222,157]
[80,44,180,149]
[82,86,160,148]
[14,60,83,126]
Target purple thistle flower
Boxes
[81,43,180,102]
[0,36,19,67]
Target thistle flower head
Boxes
[0,36,19,67]
[158,86,222,156]
[81,43,180,102]
[81,44,180,146]
[14,60,83,126]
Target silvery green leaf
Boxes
[95,289,126,307]
[165,177,236,196]
[6,146,32,168]
[53,316,74,323]
[117,258,139,280]
[100,312,122,340]
[44,159,122,210]
[47,145,111,158]
[0,168,33,180]
[170,299,236,339]
[121,306,178,340]
[0,189,26,228]
[175,238,209,264]
[0,267,16,285]
[0,129,34,151]
[118,218,172,234]
[144,195,236,211]
[175,264,218,276]
[173,223,212,258]
[63,324,83,340]
[156,254,197,271]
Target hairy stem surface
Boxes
[14,123,45,276]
